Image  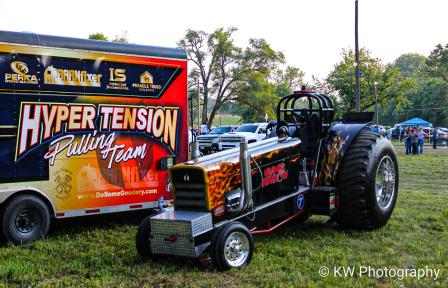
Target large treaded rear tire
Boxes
[335,130,399,229]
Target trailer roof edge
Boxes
[0,30,187,60]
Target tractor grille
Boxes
[171,168,208,211]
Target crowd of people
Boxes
[402,127,432,155]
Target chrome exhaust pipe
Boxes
[227,142,252,214]
[191,141,200,161]
[226,141,253,214]
[240,141,253,211]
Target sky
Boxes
[0,0,446,81]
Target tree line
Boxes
[89,29,448,128]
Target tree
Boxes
[178,28,286,128]
[88,31,129,43]
[394,53,427,78]
[112,31,129,43]
[378,51,448,127]
[376,53,429,124]
[88,33,109,41]
[391,51,448,127]
[327,49,414,116]
[427,43,448,83]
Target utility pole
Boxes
[197,79,201,134]
[355,0,361,112]
[374,81,378,126]
[189,93,194,141]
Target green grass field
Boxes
[211,114,241,126]
[0,146,447,287]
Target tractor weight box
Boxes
[150,211,213,257]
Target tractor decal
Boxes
[319,134,347,186]
[206,162,241,210]
[203,144,300,211]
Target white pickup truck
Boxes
[196,125,238,154]
[216,123,270,151]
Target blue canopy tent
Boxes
[399,117,432,127]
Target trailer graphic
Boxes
[0,31,188,244]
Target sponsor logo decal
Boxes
[44,65,102,87]
[5,61,38,84]
[297,194,305,212]
[107,68,128,91]
[15,103,180,168]
[132,71,162,92]
[53,168,73,200]
[329,194,336,210]
[213,205,225,217]
[262,163,288,188]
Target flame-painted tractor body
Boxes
[136,90,399,270]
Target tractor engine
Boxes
[169,137,302,218]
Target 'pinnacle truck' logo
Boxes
[140,71,153,84]
[5,61,38,84]
[16,103,179,168]
[44,65,102,87]
[132,71,162,92]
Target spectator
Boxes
[432,128,438,149]
[411,128,419,155]
[417,127,426,154]
[404,127,412,155]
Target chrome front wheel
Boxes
[210,222,254,271]
[224,231,250,268]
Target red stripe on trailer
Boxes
[130,204,143,209]
[86,209,100,214]
[56,212,65,217]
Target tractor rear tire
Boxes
[335,130,398,229]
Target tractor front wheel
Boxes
[136,215,157,259]
[210,221,254,271]
[335,130,399,229]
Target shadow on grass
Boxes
[49,209,152,237]
[129,252,217,272]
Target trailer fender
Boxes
[318,123,370,186]
[0,187,55,216]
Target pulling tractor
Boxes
[135,89,399,270]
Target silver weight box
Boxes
[150,210,213,257]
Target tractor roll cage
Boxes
[276,90,334,139]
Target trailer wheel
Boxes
[135,215,157,259]
[210,222,254,271]
[335,130,398,229]
[1,194,50,244]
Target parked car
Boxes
[434,127,448,138]
[216,123,271,151]
[432,127,448,146]
[196,125,238,154]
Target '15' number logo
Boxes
[109,68,126,82]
